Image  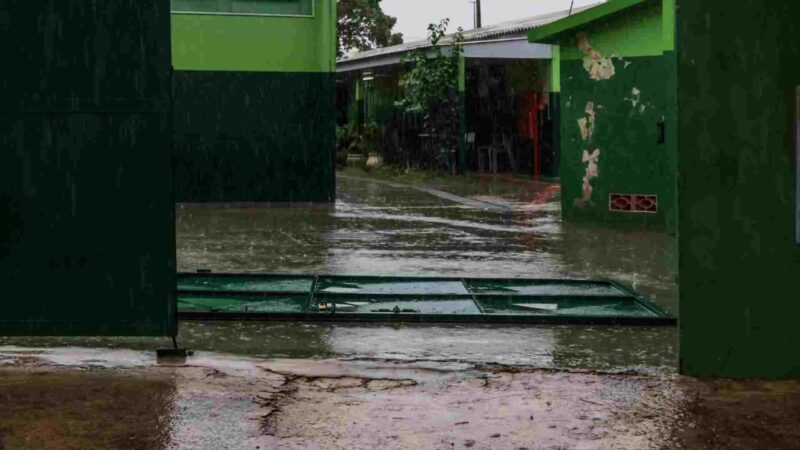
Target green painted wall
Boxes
[560,2,665,61]
[556,0,677,230]
[172,0,336,73]
[172,0,337,202]
[551,46,561,93]
[661,0,675,51]
[0,0,176,336]
[172,0,314,16]
[677,0,800,378]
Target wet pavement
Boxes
[0,172,679,373]
[177,174,677,317]
[3,348,799,450]
[0,172,678,373]
[173,172,678,373]
[0,347,694,449]
[5,174,800,448]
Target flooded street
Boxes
[5,0,797,447]
[2,172,678,373]
[178,174,677,313]
[4,172,799,450]
[0,172,692,449]
[172,172,678,373]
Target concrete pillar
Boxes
[458,56,468,175]
[677,0,800,378]
[0,0,175,336]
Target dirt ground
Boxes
[1,350,799,449]
[0,368,173,449]
[669,378,800,449]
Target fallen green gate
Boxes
[178,273,675,326]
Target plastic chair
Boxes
[491,134,517,174]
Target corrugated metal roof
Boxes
[337,4,598,66]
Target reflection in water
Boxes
[172,175,679,372]
[177,176,677,313]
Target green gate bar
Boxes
[177,273,675,325]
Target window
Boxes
[171,0,314,16]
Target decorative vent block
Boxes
[610,194,658,213]
[609,194,633,211]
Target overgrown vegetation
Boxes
[338,19,466,173]
[336,121,384,155]
[397,20,464,112]
[396,20,465,172]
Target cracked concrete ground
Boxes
[2,348,799,449]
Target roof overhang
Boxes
[527,0,655,44]
[465,38,552,60]
[337,39,552,73]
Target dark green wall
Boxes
[557,1,677,231]
[171,2,337,202]
[677,0,800,378]
[0,0,176,336]
[561,55,675,229]
[173,71,335,202]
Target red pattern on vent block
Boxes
[609,194,658,213]
[610,194,633,211]
[633,195,658,213]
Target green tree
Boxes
[397,19,464,112]
[337,0,404,58]
[394,20,464,171]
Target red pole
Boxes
[532,93,540,177]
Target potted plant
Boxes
[336,123,366,167]
[363,121,385,170]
